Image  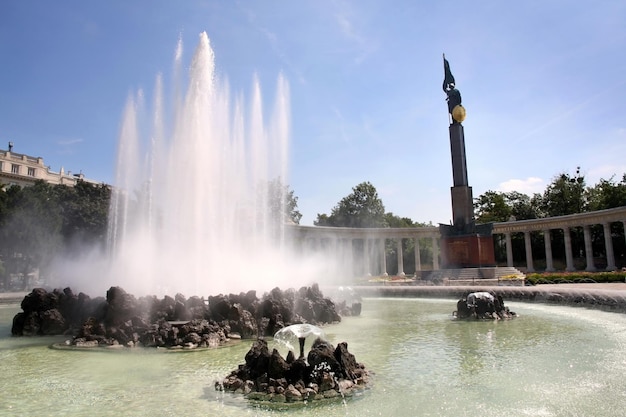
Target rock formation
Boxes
[11,284,351,349]
[453,291,517,320]
[217,338,369,403]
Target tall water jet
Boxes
[106,32,299,296]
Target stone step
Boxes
[425,267,525,283]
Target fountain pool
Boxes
[2,297,626,416]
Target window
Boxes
[28,167,35,176]
[0,161,3,171]
[11,164,19,174]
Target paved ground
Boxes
[0,292,28,305]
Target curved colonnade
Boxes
[288,206,626,277]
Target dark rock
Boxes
[219,336,370,402]
[286,357,308,384]
[183,332,202,345]
[208,295,231,321]
[40,309,66,335]
[11,284,347,356]
[334,342,361,380]
[307,338,340,374]
[244,339,271,380]
[105,286,137,326]
[21,288,58,313]
[268,348,290,379]
[229,305,258,339]
[11,312,26,336]
[454,291,517,320]
[21,311,42,336]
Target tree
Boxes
[56,180,111,250]
[0,180,112,289]
[384,213,418,228]
[266,177,302,225]
[507,191,543,220]
[541,167,586,217]
[474,191,512,223]
[0,181,63,289]
[587,174,626,211]
[474,190,542,224]
[315,181,386,228]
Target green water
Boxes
[2,298,626,416]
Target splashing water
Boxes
[105,32,309,296]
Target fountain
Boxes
[103,31,318,297]
[3,32,626,415]
[274,323,326,358]
[217,334,370,403]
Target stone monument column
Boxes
[439,54,495,269]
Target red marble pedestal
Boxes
[441,234,495,268]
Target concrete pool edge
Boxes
[5,283,626,312]
[353,283,626,313]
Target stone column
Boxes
[380,238,388,276]
[583,225,596,272]
[414,237,422,274]
[396,238,405,276]
[603,223,616,271]
[505,232,514,267]
[563,228,575,272]
[524,231,534,272]
[432,236,440,270]
[363,239,369,276]
[345,238,354,278]
[543,229,555,272]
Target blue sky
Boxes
[1,1,625,226]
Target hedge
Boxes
[526,271,626,285]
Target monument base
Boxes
[439,223,495,269]
[440,234,495,268]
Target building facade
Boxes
[0,143,99,188]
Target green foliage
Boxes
[586,174,626,211]
[0,181,63,287]
[0,180,111,289]
[540,167,586,216]
[55,180,111,249]
[384,212,418,228]
[266,177,302,225]
[474,191,511,223]
[526,272,626,285]
[474,190,541,223]
[315,181,386,228]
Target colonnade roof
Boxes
[492,206,626,233]
[288,224,440,239]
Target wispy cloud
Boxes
[57,138,84,146]
[331,106,349,142]
[497,177,545,195]
[236,2,307,85]
[332,3,378,65]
